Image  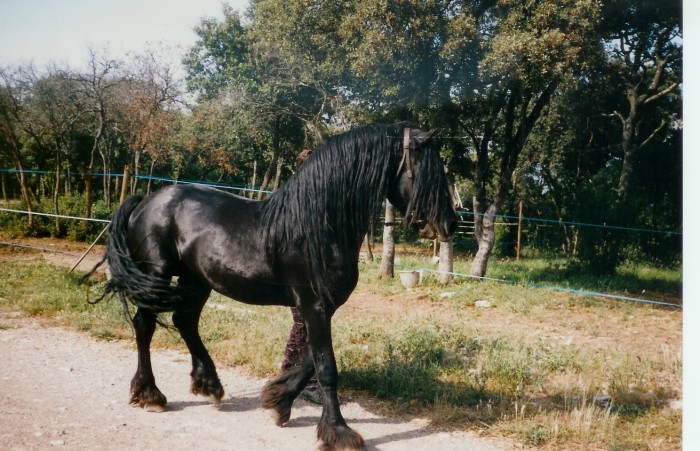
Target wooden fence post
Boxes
[516,200,523,261]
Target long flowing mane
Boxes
[260,124,402,295]
[259,123,453,299]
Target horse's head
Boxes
[386,127,458,241]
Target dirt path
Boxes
[0,312,511,450]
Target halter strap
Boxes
[396,128,414,191]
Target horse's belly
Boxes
[210,275,294,307]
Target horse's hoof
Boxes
[130,382,167,411]
[207,394,222,406]
[191,374,224,403]
[268,405,291,427]
[261,379,293,427]
[317,424,365,451]
[143,403,166,413]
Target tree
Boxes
[184,5,321,198]
[455,0,600,277]
[600,0,681,208]
[21,68,85,230]
[73,50,122,218]
[0,66,35,225]
[121,46,185,197]
[578,0,682,271]
[237,0,599,277]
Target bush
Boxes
[0,194,112,242]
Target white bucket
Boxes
[398,270,420,288]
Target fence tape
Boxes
[0,208,110,223]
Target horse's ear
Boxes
[416,129,438,143]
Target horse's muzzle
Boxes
[418,217,457,241]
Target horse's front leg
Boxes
[130,308,167,411]
[305,308,364,451]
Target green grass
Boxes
[361,253,681,314]
[0,259,682,450]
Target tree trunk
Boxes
[8,145,33,226]
[114,175,120,206]
[257,116,281,200]
[65,161,72,195]
[468,81,556,278]
[85,110,104,218]
[470,198,498,277]
[616,87,640,212]
[249,160,257,199]
[132,149,141,195]
[364,234,374,262]
[273,151,284,191]
[438,239,453,283]
[100,144,111,207]
[379,203,396,278]
[84,172,93,218]
[146,160,155,196]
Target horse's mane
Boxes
[259,123,451,301]
[258,125,397,294]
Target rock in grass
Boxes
[593,392,613,409]
[474,300,491,308]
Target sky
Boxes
[0,0,250,70]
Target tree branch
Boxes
[639,119,668,149]
[643,82,678,105]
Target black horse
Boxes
[84,124,457,450]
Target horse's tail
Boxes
[80,195,180,314]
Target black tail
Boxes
[81,195,181,313]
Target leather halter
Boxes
[396,128,414,192]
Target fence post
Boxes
[1,172,6,202]
[516,200,523,261]
[119,166,130,204]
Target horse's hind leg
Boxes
[172,274,223,404]
[130,308,167,411]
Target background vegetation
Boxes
[1,0,682,276]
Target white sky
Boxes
[0,0,250,70]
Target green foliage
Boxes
[0,194,109,242]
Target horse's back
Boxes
[127,185,256,267]
[126,184,289,304]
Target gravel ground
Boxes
[0,312,512,450]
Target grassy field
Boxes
[0,250,682,450]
